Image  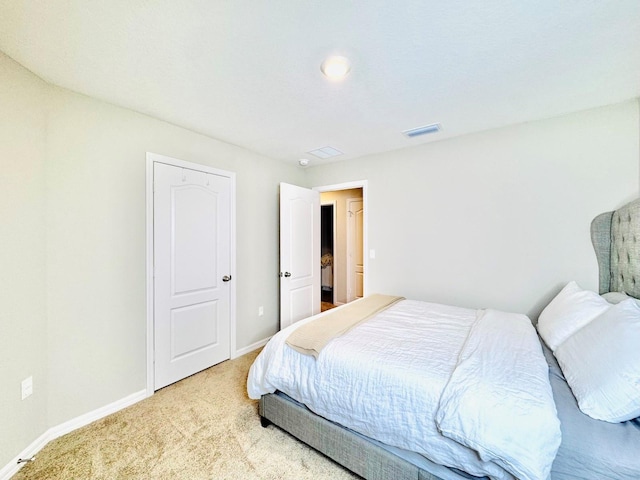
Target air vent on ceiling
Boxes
[307,146,343,159]
[402,123,442,138]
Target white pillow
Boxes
[602,291,640,309]
[537,281,611,351]
[554,299,640,423]
[602,291,632,304]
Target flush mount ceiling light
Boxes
[298,158,310,167]
[320,56,351,80]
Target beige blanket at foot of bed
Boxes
[286,294,405,358]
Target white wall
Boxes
[0,52,49,470]
[306,101,640,318]
[0,54,305,467]
[43,87,305,425]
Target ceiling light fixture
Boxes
[298,159,310,167]
[321,56,351,80]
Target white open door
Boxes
[153,161,232,390]
[280,183,320,329]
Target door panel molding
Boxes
[146,152,236,396]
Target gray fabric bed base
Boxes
[259,392,443,480]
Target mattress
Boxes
[262,339,640,480]
[263,390,478,480]
[248,298,560,480]
[542,343,640,479]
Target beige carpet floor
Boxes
[12,349,359,479]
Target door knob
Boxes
[222,275,232,282]
[280,272,292,278]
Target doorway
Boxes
[321,203,336,310]
[317,184,365,308]
[279,180,367,328]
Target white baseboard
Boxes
[0,389,148,480]
[0,432,50,480]
[233,336,273,358]
[2,340,271,480]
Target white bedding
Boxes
[247,299,561,480]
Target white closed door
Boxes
[280,183,320,329]
[154,162,231,390]
[348,198,364,302]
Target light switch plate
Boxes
[21,376,33,400]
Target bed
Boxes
[248,199,640,480]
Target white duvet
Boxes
[248,299,561,480]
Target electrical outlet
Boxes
[258,306,264,316]
[21,376,33,400]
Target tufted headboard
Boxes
[591,198,640,298]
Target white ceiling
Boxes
[1,1,639,166]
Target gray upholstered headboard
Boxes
[591,198,640,298]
